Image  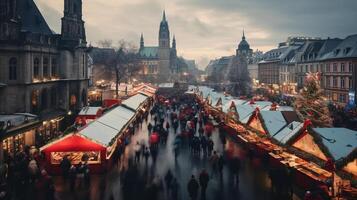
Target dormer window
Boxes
[344,47,351,55]
[335,49,340,56]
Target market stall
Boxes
[40,105,136,174]
[40,134,106,174]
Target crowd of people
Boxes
[0,146,54,200]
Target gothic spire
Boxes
[140,33,144,49]
[242,29,246,40]
[162,10,166,21]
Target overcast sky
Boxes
[34,0,357,69]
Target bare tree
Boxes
[92,40,142,98]
[97,40,113,48]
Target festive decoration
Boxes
[294,72,332,127]
[227,101,239,121]
[215,97,223,110]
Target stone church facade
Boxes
[138,11,178,83]
[0,0,89,116]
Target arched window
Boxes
[41,88,48,110]
[43,58,49,77]
[34,58,40,78]
[70,95,77,106]
[51,58,57,77]
[51,87,57,107]
[9,57,17,80]
[31,90,40,113]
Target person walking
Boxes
[187,175,199,200]
[60,155,71,182]
[218,155,225,178]
[69,165,76,191]
[165,169,173,193]
[144,147,150,165]
[207,139,214,156]
[147,122,153,134]
[199,169,210,200]
[229,156,241,187]
[134,142,141,163]
[171,177,179,200]
[210,151,219,176]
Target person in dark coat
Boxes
[218,155,225,178]
[165,169,173,192]
[147,122,153,134]
[229,157,241,186]
[60,155,71,181]
[187,175,199,200]
[199,169,210,200]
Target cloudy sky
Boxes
[34,0,357,69]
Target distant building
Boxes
[0,0,88,155]
[137,11,178,83]
[319,35,357,106]
[258,46,298,93]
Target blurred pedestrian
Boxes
[60,155,71,181]
[165,169,173,192]
[199,169,210,200]
[187,175,199,200]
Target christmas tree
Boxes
[294,72,332,127]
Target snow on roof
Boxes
[0,113,38,127]
[222,102,254,123]
[122,94,148,111]
[260,111,287,136]
[273,121,303,144]
[79,106,135,146]
[158,83,174,88]
[79,107,102,116]
[313,128,357,160]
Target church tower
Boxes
[0,0,20,40]
[158,10,171,82]
[140,33,144,50]
[61,0,86,47]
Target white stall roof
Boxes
[79,107,101,116]
[260,111,287,136]
[158,83,174,88]
[122,94,148,111]
[79,106,135,146]
[313,128,357,160]
[273,121,303,144]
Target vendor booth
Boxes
[40,105,136,174]
[40,134,106,174]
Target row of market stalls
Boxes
[190,85,357,197]
[40,84,156,174]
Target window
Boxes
[326,63,330,72]
[82,54,85,77]
[341,77,345,88]
[341,63,345,72]
[9,58,17,80]
[332,93,338,101]
[349,78,353,89]
[300,65,303,73]
[339,94,346,103]
[51,58,57,76]
[305,65,308,72]
[349,62,352,72]
[34,58,40,78]
[333,63,338,72]
[43,58,49,77]
[333,77,337,87]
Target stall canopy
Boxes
[122,93,148,111]
[272,121,303,144]
[79,106,135,147]
[40,134,106,152]
[260,111,287,136]
[78,107,102,117]
[313,128,357,161]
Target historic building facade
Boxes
[138,11,178,83]
[0,0,89,155]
